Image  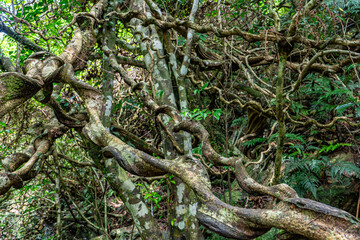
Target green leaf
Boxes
[213,109,222,121]
[335,103,353,115]
[156,90,164,98]
[244,138,266,147]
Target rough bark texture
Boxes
[1,0,360,239]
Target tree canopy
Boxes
[1,0,360,239]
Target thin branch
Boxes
[0,21,48,52]
[289,49,360,94]
[0,6,60,41]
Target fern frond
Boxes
[330,162,360,179]
[243,138,266,147]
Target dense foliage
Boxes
[1,0,360,239]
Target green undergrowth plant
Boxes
[137,180,163,214]
[181,108,222,121]
[283,142,360,201]
[291,74,360,122]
